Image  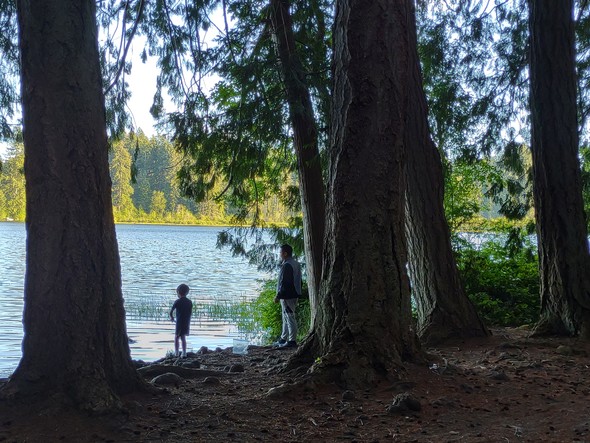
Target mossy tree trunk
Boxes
[5,0,143,411]
[528,0,590,337]
[404,3,489,344]
[292,0,418,386]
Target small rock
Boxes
[266,384,291,399]
[574,422,589,435]
[151,373,182,386]
[431,397,457,408]
[499,342,520,349]
[229,364,245,373]
[389,381,417,393]
[202,376,221,386]
[386,404,404,414]
[180,360,201,368]
[342,390,355,401]
[197,346,209,354]
[460,383,474,393]
[132,359,146,368]
[159,409,178,419]
[215,347,223,353]
[488,370,509,381]
[556,345,573,356]
[387,393,421,414]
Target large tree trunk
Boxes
[269,0,326,323]
[292,0,418,386]
[528,0,590,337]
[404,3,489,344]
[5,0,143,410]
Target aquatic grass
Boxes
[123,291,269,340]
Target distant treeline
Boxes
[0,132,291,225]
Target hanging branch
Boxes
[104,0,146,95]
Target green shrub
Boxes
[455,235,540,326]
[240,279,311,343]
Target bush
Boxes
[454,235,540,326]
[245,279,311,343]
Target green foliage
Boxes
[150,190,167,218]
[418,1,530,158]
[109,141,135,217]
[581,145,590,230]
[455,234,539,327]
[444,158,502,232]
[0,189,6,219]
[239,279,310,342]
[0,132,291,225]
[0,0,19,140]
[0,142,25,220]
[443,146,534,232]
[138,0,331,226]
[105,132,291,225]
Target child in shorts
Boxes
[169,283,193,358]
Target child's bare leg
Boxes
[181,335,187,353]
[174,335,180,355]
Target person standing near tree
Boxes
[170,283,193,358]
[274,244,302,348]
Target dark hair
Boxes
[280,244,293,257]
[177,283,190,297]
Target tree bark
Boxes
[404,3,489,344]
[528,0,590,337]
[5,0,143,411]
[269,0,326,324]
[292,0,418,386]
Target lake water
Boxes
[0,223,272,377]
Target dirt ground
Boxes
[1,326,590,442]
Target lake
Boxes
[0,223,272,377]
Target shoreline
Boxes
[0,220,288,228]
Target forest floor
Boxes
[1,326,590,442]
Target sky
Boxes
[0,45,163,160]
[125,39,163,137]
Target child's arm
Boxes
[170,302,175,321]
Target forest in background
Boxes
[3,132,590,233]
[0,131,291,225]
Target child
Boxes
[169,283,193,358]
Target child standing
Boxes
[170,283,193,358]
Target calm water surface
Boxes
[0,223,271,377]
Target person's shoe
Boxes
[272,339,287,347]
[181,351,187,358]
[279,340,297,348]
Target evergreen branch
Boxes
[104,0,145,95]
[161,0,189,100]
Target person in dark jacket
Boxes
[274,244,301,348]
[170,283,192,358]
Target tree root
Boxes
[137,364,238,379]
[0,376,124,415]
[281,333,319,374]
[530,318,570,338]
[417,315,491,346]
